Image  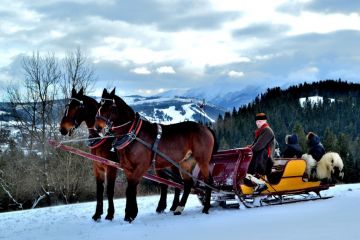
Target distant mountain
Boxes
[156,85,263,110]
[125,96,225,124]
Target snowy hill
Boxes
[126,96,224,124]
[157,85,263,110]
[1,183,359,240]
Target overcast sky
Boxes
[1,0,360,98]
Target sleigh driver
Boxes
[246,113,275,195]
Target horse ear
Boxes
[78,87,84,96]
[102,88,108,97]
[71,88,77,97]
[110,87,116,96]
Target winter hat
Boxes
[288,134,298,144]
[255,112,267,121]
[307,132,315,140]
[307,132,320,146]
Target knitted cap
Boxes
[255,112,267,121]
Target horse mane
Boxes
[82,95,99,107]
[113,94,135,118]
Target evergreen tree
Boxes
[323,128,337,152]
[292,122,307,152]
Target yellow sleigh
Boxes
[194,148,334,208]
[240,159,330,195]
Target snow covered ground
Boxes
[1,184,359,240]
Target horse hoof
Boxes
[92,215,101,222]
[156,209,165,214]
[105,214,114,221]
[173,206,184,215]
[124,216,134,223]
[202,208,209,214]
[156,205,166,213]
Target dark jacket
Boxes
[248,124,275,176]
[283,134,303,158]
[308,134,325,162]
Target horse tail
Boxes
[207,127,218,155]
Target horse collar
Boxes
[112,113,143,150]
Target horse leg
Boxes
[92,176,104,221]
[156,170,168,213]
[105,166,117,220]
[198,162,213,214]
[170,167,181,211]
[201,174,213,214]
[173,179,193,215]
[173,156,196,215]
[124,180,139,223]
[170,188,181,212]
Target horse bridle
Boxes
[64,97,85,129]
[96,98,131,134]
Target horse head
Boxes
[95,88,134,135]
[60,87,98,136]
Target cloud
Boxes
[130,67,151,75]
[137,88,165,96]
[228,70,244,78]
[304,0,360,14]
[0,1,360,98]
[233,24,290,38]
[156,66,176,74]
[288,66,319,83]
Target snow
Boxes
[1,184,359,240]
[299,96,335,107]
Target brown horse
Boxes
[60,88,117,221]
[59,88,181,219]
[95,88,215,222]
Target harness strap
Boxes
[151,124,163,168]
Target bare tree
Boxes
[6,51,61,206]
[61,47,96,98]
[7,51,60,153]
[1,49,100,210]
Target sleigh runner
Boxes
[49,140,334,209]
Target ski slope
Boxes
[1,184,359,240]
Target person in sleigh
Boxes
[246,113,275,195]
